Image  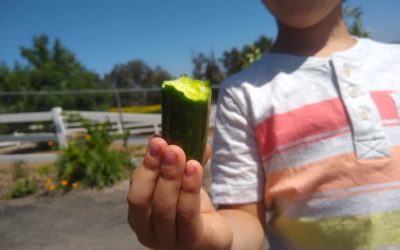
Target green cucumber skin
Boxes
[162,85,210,163]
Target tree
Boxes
[191,35,273,84]
[191,52,225,101]
[0,34,108,113]
[192,52,224,84]
[190,35,273,101]
[343,1,369,37]
[220,48,243,77]
[221,35,273,77]
[105,60,173,106]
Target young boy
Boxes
[128,0,400,249]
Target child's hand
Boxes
[127,136,233,250]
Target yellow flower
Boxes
[60,180,68,186]
[85,134,91,141]
[46,177,52,184]
[71,182,79,189]
[49,184,56,191]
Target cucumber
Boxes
[161,75,211,163]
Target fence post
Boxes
[114,90,124,133]
[52,107,67,148]
[114,90,129,151]
[153,123,160,135]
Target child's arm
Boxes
[218,202,266,249]
[127,136,265,250]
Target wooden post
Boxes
[52,107,67,148]
[153,123,160,135]
[114,90,124,134]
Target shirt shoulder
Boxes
[220,52,305,90]
[361,38,400,61]
[365,38,400,51]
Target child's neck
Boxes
[270,4,356,57]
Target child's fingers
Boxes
[176,160,204,248]
[127,137,167,246]
[151,145,186,248]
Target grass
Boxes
[109,104,161,113]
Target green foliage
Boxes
[36,164,53,176]
[10,161,36,198]
[104,60,173,106]
[192,52,225,90]
[190,35,273,101]
[221,35,273,76]
[191,35,273,87]
[242,45,262,69]
[0,34,110,113]
[10,178,36,198]
[344,4,369,38]
[57,118,133,189]
[12,161,28,180]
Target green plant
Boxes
[36,164,51,176]
[11,178,36,198]
[57,118,133,189]
[12,161,28,180]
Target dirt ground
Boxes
[0,174,270,250]
[0,139,269,250]
[0,162,213,250]
[0,180,147,250]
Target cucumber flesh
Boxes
[161,76,211,163]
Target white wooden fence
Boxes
[0,107,162,148]
[0,106,216,148]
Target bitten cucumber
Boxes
[161,75,211,164]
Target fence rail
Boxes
[0,106,216,149]
[0,112,53,123]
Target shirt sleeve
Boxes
[210,85,265,205]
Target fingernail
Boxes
[148,142,161,157]
[162,150,176,166]
[185,164,196,177]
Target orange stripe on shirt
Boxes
[264,146,400,206]
[371,90,398,120]
[255,97,349,156]
[256,91,398,158]
[262,128,351,163]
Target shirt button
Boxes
[343,64,351,77]
[357,106,371,120]
[348,86,361,98]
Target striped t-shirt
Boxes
[210,38,400,249]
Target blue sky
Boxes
[1,0,400,78]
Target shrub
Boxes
[57,118,132,189]
[36,164,52,176]
[12,161,28,180]
[11,178,36,198]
